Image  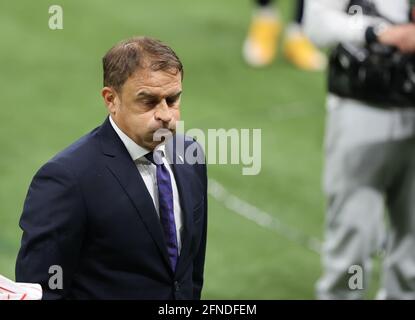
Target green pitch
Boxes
[0,0,380,299]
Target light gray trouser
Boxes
[316,95,415,299]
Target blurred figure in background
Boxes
[304,0,415,299]
[243,0,327,70]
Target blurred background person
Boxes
[304,0,415,299]
[243,0,327,70]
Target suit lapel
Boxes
[98,117,172,271]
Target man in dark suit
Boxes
[15,36,208,300]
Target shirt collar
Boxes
[109,116,166,162]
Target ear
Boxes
[101,87,120,115]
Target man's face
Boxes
[103,68,182,150]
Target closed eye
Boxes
[166,92,182,106]
[143,99,159,107]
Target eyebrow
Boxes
[136,91,157,100]
[167,91,182,100]
[136,90,182,100]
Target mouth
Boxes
[152,127,174,143]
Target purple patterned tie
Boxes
[145,151,179,272]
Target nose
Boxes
[154,100,173,123]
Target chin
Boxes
[152,128,174,142]
[144,140,161,151]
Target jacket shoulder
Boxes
[43,125,102,177]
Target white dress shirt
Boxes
[109,116,183,253]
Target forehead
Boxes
[124,68,182,96]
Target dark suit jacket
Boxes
[15,117,208,300]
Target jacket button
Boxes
[174,281,180,292]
